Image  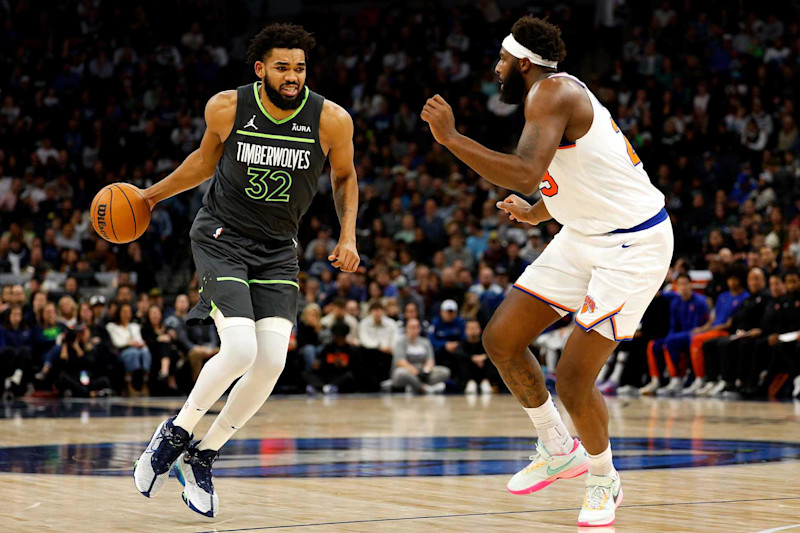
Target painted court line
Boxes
[195,496,800,532]
[757,524,800,533]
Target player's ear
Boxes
[254,61,265,78]
[518,58,531,74]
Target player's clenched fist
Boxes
[421,94,457,145]
[328,240,360,272]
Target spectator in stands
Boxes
[430,299,465,367]
[296,303,323,370]
[321,298,359,346]
[683,267,770,396]
[164,294,218,382]
[0,304,34,398]
[358,300,397,355]
[389,318,449,394]
[52,324,112,398]
[106,302,151,396]
[456,320,496,394]
[303,322,356,395]
[141,305,180,395]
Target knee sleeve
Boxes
[214,319,259,376]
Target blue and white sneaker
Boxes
[173,446,220,518]
[133,416,192,497]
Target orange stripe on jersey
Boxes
[575,303,625,330]
[610,316,634,341]
[557,143,576,150]
[610,118,620,132]
[512,284,577,313]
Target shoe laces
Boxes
[151,419,190,472]
[585,484,610,510]
[523,440,551,472]
[186,447,218,493]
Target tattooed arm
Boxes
[421,78,572,195]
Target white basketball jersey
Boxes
[539,73,665,235]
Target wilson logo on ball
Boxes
[96,203,109,239]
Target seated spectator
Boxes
[696,267,768,398]
[0,304,35,398]
[456,320,496,394]
[358,300,397,355]
[430,299,465,366]
[106,302,151,396]
[141,305,180,395]
[165,294,219,382]
[739,269,800,399]
[57,295,78,327]
[33,302,66,384]
[640,274,709,395]
[389,318,449,394]
[303,323,356,394]
[357,300,397,390]
[52,324,112,398]
[320,298,360,346]
[297,303,323,370]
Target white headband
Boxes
[501,34,558,69]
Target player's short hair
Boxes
[511,16,567,65]
[246,23,316,65]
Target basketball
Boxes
[91,183,151,244]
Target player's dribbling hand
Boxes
[329,240,360,272]
[421,95,457,145]
[496,194,536,224]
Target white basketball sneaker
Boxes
[173,446,220,518]
[507,438,589,494]
[577,471,623,527]
[133,416,192,498]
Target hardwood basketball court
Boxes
[2,395,799,532]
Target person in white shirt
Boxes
[106,302,151,394]
[358,300,397,354]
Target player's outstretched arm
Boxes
[143,91,236,208]
[321,100,360,273]
[421,79,569,195]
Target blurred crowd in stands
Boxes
[0,1,799,400]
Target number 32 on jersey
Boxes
[539,118,641,198]
[245,167,292,202]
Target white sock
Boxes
[198,411,239,451]
[588,443,615,476]
[173,396,208,434]
[694,377,705,387]
[669,376,681,386]
[524,393,573,455]
[609,352,627,384]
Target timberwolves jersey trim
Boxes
[203,82,326,243]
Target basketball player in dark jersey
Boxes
[133,24,359,517]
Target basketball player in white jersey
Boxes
[422,16,672,527]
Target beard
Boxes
[499,64,527,105]
[263,78,304,110]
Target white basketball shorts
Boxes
[513,215,673,342]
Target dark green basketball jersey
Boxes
[203,82,326,242]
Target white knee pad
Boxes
[255,316,293,339]
[212,310,258,373]
[212,307,257,332]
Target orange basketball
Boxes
[91,183,151,244]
